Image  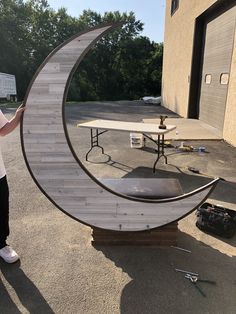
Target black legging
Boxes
[0,176,9,249]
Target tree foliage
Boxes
[0,0,163,100]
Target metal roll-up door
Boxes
[199,5,236,132]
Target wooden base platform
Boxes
[91,222,178,246]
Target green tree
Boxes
[68,10,145,101]
[0,0,83,99]
[0,1,163,101]
[146,42,163,96]
[0,0,33,99]
[68,10,163,101]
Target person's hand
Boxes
[15,103,25,121]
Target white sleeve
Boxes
[0,110,9,128]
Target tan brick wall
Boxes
[162,0,217,117]
[223,30,236,146]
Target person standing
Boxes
[0,104,25,263]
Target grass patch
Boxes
[0,102,21,109]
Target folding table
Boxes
[78,119,176,172]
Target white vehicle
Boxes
[0,72,17,101]
[142,96,161,105]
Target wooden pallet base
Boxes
[91,222,178,246]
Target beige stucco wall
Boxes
[223,30,236,146]
[162,0,217,117]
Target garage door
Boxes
[199,5,236,132]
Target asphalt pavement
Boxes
[0,101,236,314]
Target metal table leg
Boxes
[85,129,111,162]
[152,134,168,172]
[143,133,168,173]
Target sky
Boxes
[46,0,166,42]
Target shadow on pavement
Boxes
[0,260,54,314]
[0,278,21,314]
[95,231,236,314]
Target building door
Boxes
[199,5,236,132]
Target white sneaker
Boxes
[0,246,20,263]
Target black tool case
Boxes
[196,202,236,238]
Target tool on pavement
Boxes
[171,246,191,253]
[175,268,199,276]
[185,273,216,297]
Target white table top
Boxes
[78,119,176,135]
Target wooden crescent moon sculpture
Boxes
[21,24,219,231]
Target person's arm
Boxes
[0,104,25,137]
